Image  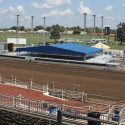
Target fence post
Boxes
[42,85,44,92]
[30,80,32,89]
[82,92,84,102]
[62,90,64,99]
[47,84,48,93]
[11,75,13,84]
[61,104,64,111]
[12,97,15,107]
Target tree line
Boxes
[1,23,125,45]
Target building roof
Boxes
[16,43,102,57]
[52,43,102,56]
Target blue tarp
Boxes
[16,43,102,57]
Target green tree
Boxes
[117,22,125,45]
[50,24,61,43]
[73,26,81,34]
[34,26,44,31]
[10,26,25,31]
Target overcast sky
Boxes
[0,0,125,29]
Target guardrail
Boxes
[0,75,125,124]
[0,93,120,125]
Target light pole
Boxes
[31,16,34,34]
[16,15,19,35]
[83,13,87,60]
[16,15,19,46]
[84,13,87,33]
[43,17,46,45]
[101,16,104,39]
[93,15,96,39]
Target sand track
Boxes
[0,58,125,99]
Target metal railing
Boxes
[0,75,125,124]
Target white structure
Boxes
[64,30,73,35]
[7,30,16,33]
[80,31,87,35]
[92,43,111,49]
[86,54,113,64]
[7,38,26,45]
[90,39,107,44]
[0,31,4,33]
[35,30,48,34]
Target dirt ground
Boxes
[0,58,125,99]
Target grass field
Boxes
[0,32,125,50]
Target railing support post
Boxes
[30,80,32,89]
[62,90,63,99]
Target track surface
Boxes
[0,58,125,99]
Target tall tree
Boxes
[34,26,44,31]
[50,24,61,42]
[117,22,125,45]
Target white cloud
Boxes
[105,5,113,11]
[41,3,53,9]
[105,16,113,20]
[9,6,15,12]
[78,0,92,15]
[123,2,125,7]
[47,0,71,6]
[31,0,71,9]
[17,5,25,15]
[31,2,53,9]
[0,7,15,14]
[31,2,39,8]
[42,9,73,17]
[0,5,25,15]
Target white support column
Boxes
[46,84,48,93]
[82,92,84,102]
[42,85,44,92]
[61,104,64,111]
[62,90,64,99]
[11,75,13,84]
[30,79,32,89]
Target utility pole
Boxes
[31,16,34,34]
[93,15,96,39]
[16,15,19,35]
[84,13,87,33]
[16,15,19,46]
[43,17,46,45]
[101,16,104,39]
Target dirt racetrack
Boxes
[0,58,125,99]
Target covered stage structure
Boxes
[16,43,103,60]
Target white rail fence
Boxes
[0,75,125,124]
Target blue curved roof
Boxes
[16,43,102,57]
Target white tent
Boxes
[92,42,111,49]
